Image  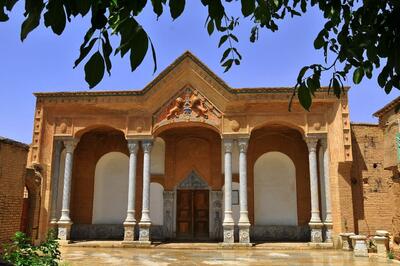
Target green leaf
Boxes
[0,7,9,22]
[207,19,214,35]
[353,67,364,84]
[169,0,185,19]
[150,38,158,73]
[313,32,324,49]
[21,12,41,41]
[44,0,66,35]
[332,77,341,98]
[102,31,112,75]
[76,0,91,16]
[220,48,231,63]
[74,38,97,68]
[84,51,105,88]
[229,33,238,42]
[151,0,163,17]
[241,0,255,17]
[298,83,311,111]
[218,35,228,47]
[222,58,233,72]
[297,66,309,83]
[130,29,149,71]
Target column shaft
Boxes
[238,138,250,244]
[139,140,153,242]
[321,137,333,242]
[50,140,63,225]
[223,139,234,243]
[306,137,323,243]
[124,140,139,241]
[58,138,78,241]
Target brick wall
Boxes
[351,124,393,235]
[0,139,29,244]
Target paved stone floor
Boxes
[61,247,398,265]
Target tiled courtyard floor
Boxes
[60,247,398,265]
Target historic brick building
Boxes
[26,52,399,248]
[0,137,32,244]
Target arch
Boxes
[151,137,165,175]
[74,124,125,138]
[150,182,164,225]
[92,152,129,224]
[254,151,298,225]
[251,121,305,137]
[153,121,221,137]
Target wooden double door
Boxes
[176,190,209,240]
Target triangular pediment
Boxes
[142,51,233,114]
[177,171,209,189]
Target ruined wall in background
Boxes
[351,124,393,235]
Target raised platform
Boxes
[59,241,334,250]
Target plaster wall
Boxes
[92,152,129,224]
[254,152,298,226]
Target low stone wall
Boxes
[71,224,164,241]
[250,225,310,242]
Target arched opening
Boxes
[69,127,129,240]
[248,124,310,241]
[254,152,297,225]
[92,152,129,224]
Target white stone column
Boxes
[50,140,63,226]
[321,137,333,242]
[223,139,234,243]
[238,138,250,244]
[305,136,323,243]
[58,138,78,241]
[123,140,139,242]
[139,140,153,242]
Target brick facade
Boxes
[0,138,29,244]
[351,124,393,235]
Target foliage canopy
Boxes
[1,0,399,109]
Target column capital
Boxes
[54,139,64,151]
[142,140,153,153]
[305,136,318,152]
[127,140,139,154]
[319,135,328,148]
[63,138,79,153]
[223,139,233,153]
[238,138,249,153]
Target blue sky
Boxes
[1,2,398,144]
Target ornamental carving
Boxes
[153,87,222,131]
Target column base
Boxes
[350,235,368,257]
[309,222,323,243]
[340,232,355,251]
[238,223,250,243]
[123,222,136,242]
[139,222,151,242]
[223,224,234,243]
[373,236,389,257]
[324,222,333,243]
[57,221,72,241]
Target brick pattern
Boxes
[0,141,29,244]
[351,124,393,235]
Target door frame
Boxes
[172,170,212,240]
[175,189,210,240]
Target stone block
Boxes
[139,222,151,242]
[238,224,250,243]
[350,235,368,257]
[374,230,389,257]
[309,222,323,243]
[340,232,355,251]
[223,224,234,243]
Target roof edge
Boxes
[373,96,400,117]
